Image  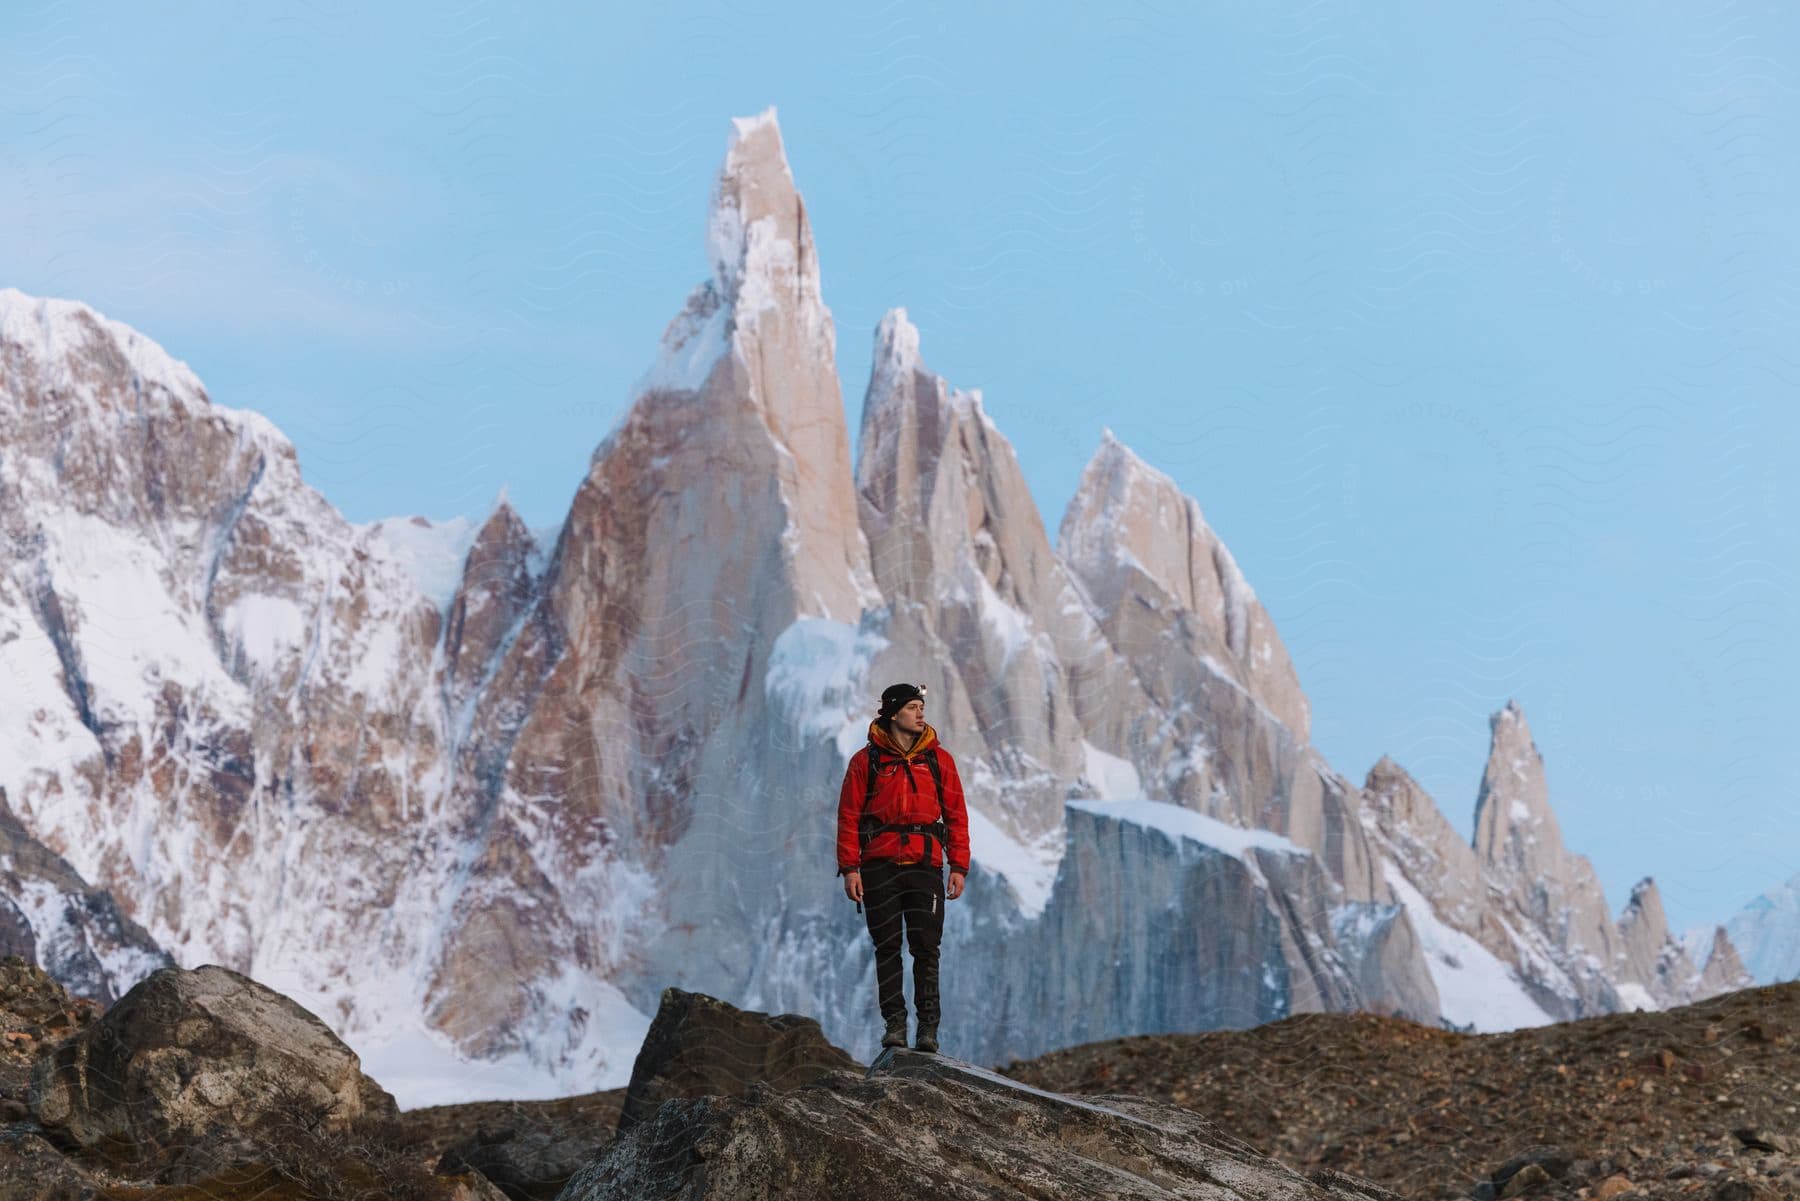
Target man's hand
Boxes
[946,868,966,900]
[843,870,863,904]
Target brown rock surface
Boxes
[615,987,858,1136]
[562,1047,1404,1200]
[30,965,396,1169]
[1001,982,1800,1201]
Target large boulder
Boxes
[565,1047,1402,1200]
[615,988,858,1137]
[29,964,396,1168]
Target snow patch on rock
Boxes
[1381,862,1553,1031]
[361,514,481,610]
[1066,798,1304,864]
[1081,741,1143,801]
[221,594,309,675]
[765,616,890,748]
[964,804,1063,921]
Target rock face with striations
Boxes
[1612,877,1706,1010]
[30,964,396,1168]
[1470,701,1624,1015]
[563,1045,1403,1201]
[0,279,478,1084]
[854,307,1101,847]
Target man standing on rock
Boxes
[837,683,971,1054]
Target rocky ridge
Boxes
[2,958,1790,1201]
[1003,982,1800,1200]
[563,1048,1407,1201]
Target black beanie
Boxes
[878,682,926,719]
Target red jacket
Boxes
[836,719,970,874]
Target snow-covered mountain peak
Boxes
[590,110,875,623]
[856,304,1046,599]
[1072,429,1178,505]
[1055,428,1309,743]
[1472,699,1560,865]
[1464,699,1627,1011]
[727,105,785,149]
[1368,752,1407,779]
[1061,437,1248,628]
[707,106,815,321]
[0,286,205,406]
[6,286,396,539]
[871,307,923,385]
[1623,876,1665,919]
[1362,755,1446,835]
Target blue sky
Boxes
[3,1,1796,934]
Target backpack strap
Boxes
[921,746,948,826]
[855,742,883,861]
[854,741,953,868]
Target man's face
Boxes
[894,697,926,734]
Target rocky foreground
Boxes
[1003,982,1800,1200]
[0,957,1792,1200]
[0,960,1399,1199]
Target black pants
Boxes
[860,859,945,1026]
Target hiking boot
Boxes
[914,1020,939,1053]
[880,1014,908,1049]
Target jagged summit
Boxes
[1057,427,1308,739]
[1698,925,1755,994]
[853,304,1093,842]
[1369,752,1406,777]
[598,108,876,622]
[727,105,782,141]
[1058,432,1254,616]
[706,105,816,316]
[1614,876,1689,1008]
[627,107,830,409]
[0,285,206,403]
[870,305,924,384]
[1070,426,1182,504]
[1624,876,1664,911]
[1471,699,1557,869]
